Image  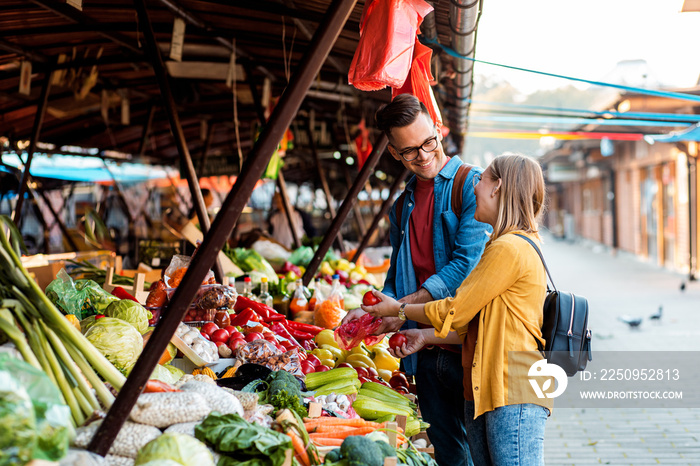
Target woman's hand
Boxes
[361,290,400,318]
[388,329,428,358]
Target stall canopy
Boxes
[0,0,483,187]
[644,123,700,144]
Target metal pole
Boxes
[36,186,80,251]
[132,0,223,283]
[137,105,156,157]
[88,0,357,455]
[12,70,52,227]
[277,173,301,249]
[306,120,344,249]
[302,134,388,286]
[343,168,367,238]
[197,122,215,175]
[352,168,409,262]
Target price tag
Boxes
[170,18,186,62]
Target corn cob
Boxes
[221,365,238,378]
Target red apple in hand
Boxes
[362,291,380,306]
[389,333,407,351]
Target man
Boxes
[343,94,490,466]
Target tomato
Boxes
[366,367,379,378]
[336,362,353,369]
[245,332,264,342]
[224,325,238,335]
[227,338,246,351]
[306,354,322,367]
[354,367,369,379]
[301,360,316,375]
[211,329,230,344]
[201,322,219,336]
[315,365,331,372]
[362,291,380,306]
[388,333,407,351]
[200,331,211,341]
[229,331,244,340]
[389,373,409,389]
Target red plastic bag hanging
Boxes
[392,38,442,125]
[333,313,384,350]
[348,0,434,91]
[354,118,373,167]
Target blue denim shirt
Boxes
[383,157,491,374]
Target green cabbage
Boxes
[105,300,151,334]
[134,433,215,466]
[150,364,184,385]
[84,318,143,375]
[79,315,97,334]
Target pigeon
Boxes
[680,282,686,292]
[649,306,662,322]
[618,315,643,329]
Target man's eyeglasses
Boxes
[392,135,439,162]
[472,173,482,188]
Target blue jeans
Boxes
[415,347,473,466]
[464,402,548,466]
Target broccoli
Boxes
[266,370,307,418]
[375,440,396,459]
[324,448,342,463]
[340,436,384,466]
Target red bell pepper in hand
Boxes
[112,286,139,302]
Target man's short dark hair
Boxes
[375,94,431,137]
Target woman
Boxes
[363,153,552,466]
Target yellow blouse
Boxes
[424,231,553,418]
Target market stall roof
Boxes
[0,0,481,187]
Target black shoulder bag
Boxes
[515,234,593,377]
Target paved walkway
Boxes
[540,232,700,465]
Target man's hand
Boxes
[388,328,429,358]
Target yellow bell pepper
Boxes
[367,337,389,350]
[370,347,400,372]
[335,258,352,272]
[377,369,393,382]
[314,329,337,348]
[311,348,335,368]
[346,353,376,370]
[319,344,345,363]
[320,261,334,276]
[349,343,370,356]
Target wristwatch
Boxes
[398,303,407,321]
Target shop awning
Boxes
[644,123,700,144]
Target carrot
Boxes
[310,425,357,433]
[303,418,381,430]
[309,437,343,447]
[287,430,310,466]
[309,427,377,439]
[143,380,180,393]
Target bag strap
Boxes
[395,191,407,228]
[451,164,473,216]
[396,163,472,227]
[514,234,557,292]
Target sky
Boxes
[473,0,699,94]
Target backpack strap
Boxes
[514,233,557,291]
[395,191,407,229]
[396,163,471,227]
[451,164,472,216]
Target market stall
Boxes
[0,0,484,464]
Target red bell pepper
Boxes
[287,327,314,341]
[234,296,287,322]
[112,286,139,302]
[270,322,302,349]
[230,308,259,327]
[285,320,323,336]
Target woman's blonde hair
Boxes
[487,153,546,243]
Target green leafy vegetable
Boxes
[195,413,291,466]
[105,299,151,334]
[84,317,143,375]
[150,364,184,385]
[135,432,214,466]
[45,269,119,320]
[223,247,279,285]
[266,370,307,419]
